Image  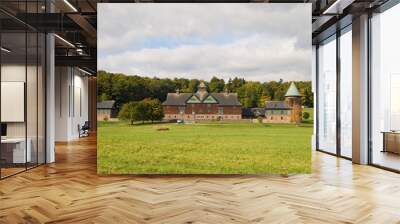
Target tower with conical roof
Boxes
[285,82,302,123]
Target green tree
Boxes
[187,79,200,93]
[302,85,313,108]
[237,82,263,108]
[146,99,164,123]
[97,71,314,111]
[134,100,151,124]
[118,102,138,125]
[303,112,310,120]
[209,76,225,93]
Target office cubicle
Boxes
[0,1,46,179]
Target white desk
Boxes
[1,138,31,163]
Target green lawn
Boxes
[97,121,312,175]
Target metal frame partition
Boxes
[315,22,353,161]
[315,0,400,173]
[0,1,47,180]
[367,0,400,173]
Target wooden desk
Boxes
[1,138,31,164]
[382,131,400,154]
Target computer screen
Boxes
[1,123,7,137]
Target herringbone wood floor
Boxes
[1,136,400,224]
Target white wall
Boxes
[55,67,89,141]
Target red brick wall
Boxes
[221,106,242,115]
[163,104,241,115]
[264,115,291,123]
[185,104,218,114]
[163,104,242,121]
[163,106,179,114]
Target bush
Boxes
[257,116,263,123]
[103,116,109,121]
[303,112,310,120]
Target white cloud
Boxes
[98,3,312,82]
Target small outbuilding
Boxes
[264,82,302,123]
[97,100,116,121]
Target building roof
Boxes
[285,82,301,97]
[163,81,241,106]
[97,100,115,109]
[162,93,192,106]
[162,92,241,106]
[211,93,241,106]
[265,101,291,110]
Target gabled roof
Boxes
[162,81,241,106]
[97,100,115,109]
[203,95,218,103]
[265,101,291,110]
[186,95,202,103]
[162,93,192,106]
[285,82,301,97]
[211,93,241,106]
[162,92,241,106]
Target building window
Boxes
[218,107,224,115]
[340,27,352,158]
[318,35,337,154]
[370,5,400,171]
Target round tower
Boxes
[285,82,302,123]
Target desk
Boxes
[382,131,400,154]
[1,138,31,163]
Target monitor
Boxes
[1,123,7,137]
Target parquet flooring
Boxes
[1,135,400,223]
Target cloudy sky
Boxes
[98,3,311,82]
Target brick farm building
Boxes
[162,82,242,121]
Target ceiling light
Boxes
[1,47,11,53]
[63,0,78,12]
[322,0,354,15]
[54,34,75,48]
[78,67,93,76]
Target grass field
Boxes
[98,120,313,175]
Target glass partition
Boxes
[371,3,400,171]
[339,27,352,158]
[0,3,46,179]
[1,31,28,177]
[317,35,337,154]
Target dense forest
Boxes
[97,70,313,110]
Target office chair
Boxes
[79,121,90,138]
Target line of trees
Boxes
[98,70,313,111]
[118,99,164,125]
